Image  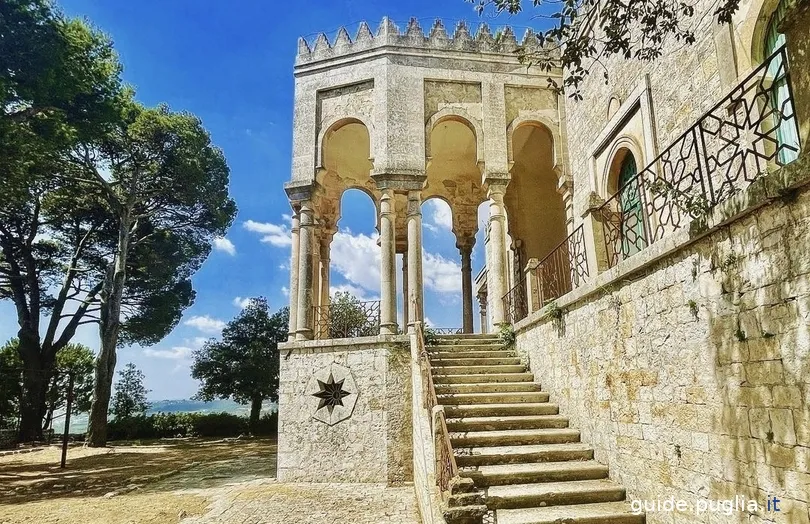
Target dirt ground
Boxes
[0,438,278,524]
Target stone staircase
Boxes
[429,333,645,524]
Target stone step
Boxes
[486,479,627,509]
[455,443,593,467]
[462,460,609,487]
[430,342,504,349]
[435,334,501,341]
[438,391,549,405]
[451,428,580,447]
[434,364,526,375]
[496,501,645,524]
[447,415,569,432]
[430,350,517,359]
[434,373,535,384]
[435,382,543,394]
[432,357,523,367]
[445,403,559,418]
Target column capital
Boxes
[406,190,422,216]
[373,173,426,192]
[456,235,476,255]
[284,181,317,203]
[580,191,606,218]
[486,181,508,201]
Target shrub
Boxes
[106,411,278,441]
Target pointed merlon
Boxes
[405,17,424,38]
[429,18,449,43]
[297,36,311,56]
[499,26,518,50]
[521,28,538,48]
[475,22,495,50]
[334,27,352,49]
[355,21,374,43]
[313,33,331,53]
[376,16,399,37]
[453,20,472,41]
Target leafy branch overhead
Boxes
[470,0,740,98]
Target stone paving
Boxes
[144,448,421,524]
[177,479,421,524]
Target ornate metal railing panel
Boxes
[598,45,800,268]
[503,276,528,324]
[313,300,381,339]
[428,327,463,335]
[535,225,589,305]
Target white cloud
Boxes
[329,283,379,302]
[244,219,292,247]
[233,296,252,309]
[424,316,435,327]
[428,199,453,230]
[213,237,236,255]
[184,315,226,334]
[330,228,381,294]
[281,286,289,297]
[422,252,462,293]
[144,346,193,360]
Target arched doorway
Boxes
[608,148,646,260]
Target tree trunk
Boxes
[87,211,131,447]
[249,395,262,435]
[16,333,49,442]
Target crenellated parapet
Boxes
[296,16,554,66]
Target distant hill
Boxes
[52,398,278,434]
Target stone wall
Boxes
[515,160,810,523]
[276,336,413,484]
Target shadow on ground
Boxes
[0,438,277,505]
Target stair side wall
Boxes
[516,163,810,523]
[277,336,413,484]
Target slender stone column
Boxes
[311,228,321,336]
[379,190,397,334]
[402,250,409,328]
[486,183,508,326]
[295,202,315,341]
[318,229,334,338]
[406,190,423,331]
[478,293,488,334]
[459,242,474,333]
[287,208,301,342]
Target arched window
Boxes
[617,153,645,258]
[764,1,800,164]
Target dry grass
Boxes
[0,438,277,524]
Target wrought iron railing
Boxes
[535,225,589,306]
[416,323,458,497]
[503,276,528,324]
[428,327,463,335]
[313,300,381,339]
[598,45,800,268]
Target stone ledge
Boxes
[515,153,810,333]
[279,334,410,353]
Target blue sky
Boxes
[0,1,551,400]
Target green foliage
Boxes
[734,327,747,342]
[106,411,278,441]
[111,363,150,420]
[544,301,566,334]
[423,326,439,346]
[497,324,516,347]
[687,300,699,320]
[0,339,94,430]
[327,291,379,338]
[469,0,739,98]
[191,299,287,432]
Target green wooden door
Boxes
[618,154,644,258]
[765,1,800,165]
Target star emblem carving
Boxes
[312,373,351,414]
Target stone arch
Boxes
[505,114,563,178]
[603,136,645,198]
[504,118,567,279]
[425,108,484,166]
[317,116,375,170]
[748,0,786,66]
